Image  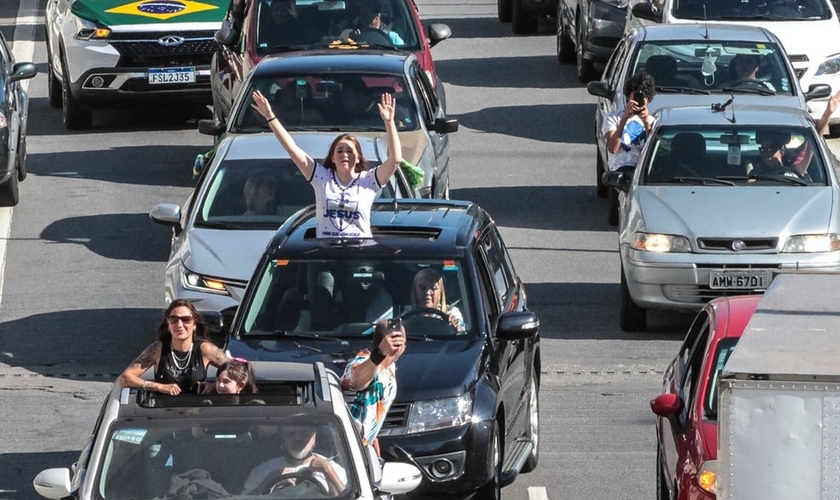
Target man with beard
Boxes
[241,421,348,496]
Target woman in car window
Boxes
[250,90,402,238]
[409,268,466,332]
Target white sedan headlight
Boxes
[630,233,691,252]
[782,234,840,253]
[406,394,472,434]
[815,54,840,76]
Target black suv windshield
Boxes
[95,414,356,499]
[242,258,474,338]
[674,0,831,20]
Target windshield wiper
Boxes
[248,330,322,339]
[655,86,710,95]
[719,86,776,96]
[195,221,247,229]
[748,174,808,185]
[663,176,736,186]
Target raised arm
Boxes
[251,90,315,178]
[374,93,403,186]
[817,91,840,137]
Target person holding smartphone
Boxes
[341,318,406,455]
[601,71,657,224]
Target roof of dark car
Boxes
[265,199,489,259]
[254,51,414,77]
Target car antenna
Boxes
[374,136,399,213]
[703,4,709,39]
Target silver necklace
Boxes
[170,345,192,372]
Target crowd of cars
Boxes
[34,0,541,499]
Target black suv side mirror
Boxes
[602,170,633,192]
[200,306,238,348]
[198,118,225,136]
[496,311,539,341]
[433,117,459,134]
[587,81,614,100]
[805,83,831,102]
[632,2,661,22]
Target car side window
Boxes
[411,64,439,124]
[679,320,711,425]
[607,36,631,91]
[485,227,515,306]
[474,248,501,321]
[604,36,628,88]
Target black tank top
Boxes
[155,340,207,394]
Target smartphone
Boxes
[386,318,403,332]
[633,92,645,107]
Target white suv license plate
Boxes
[709,270,772,290]
[148,67,195,84]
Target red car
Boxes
[210,0,451,127]
[650,294,761,500]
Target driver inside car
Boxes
[407,268,466,332]
[241,422,348,496]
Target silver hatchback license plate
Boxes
[709,270,772,289]
[148,67,195,84]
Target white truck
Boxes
[717,272,840,500]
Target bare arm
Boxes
[251,90,315,178]
[374,93,403,187]
[817,91,840,136]
[119,341,161,389]
[345,331,405,390]
[201,341,230,368]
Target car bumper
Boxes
[621,248,840,309]
[68,66,213,107]
[379,420,494,495]
[583,0,626,61]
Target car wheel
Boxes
[475,422,502,500]
[521,374,539,473]
[656,452,669,500]
[575,16,598,83]
[512,0,538,34]
[620,267,647,332]
[61,63,92,130]
[596,150,607,198]
[607,187,619,226]
[498,0,512,22]
[47,55,62,109]
[556,6,574,64]
[0,166,20,207]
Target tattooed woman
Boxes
[118,299,230,395]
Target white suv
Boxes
[627,0,840,126]
[45,0,228,129]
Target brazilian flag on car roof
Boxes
[71,0,228,25]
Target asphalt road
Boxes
[5,0,835,498]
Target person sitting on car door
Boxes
[602,71,656,221]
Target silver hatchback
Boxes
[604,103,840,331]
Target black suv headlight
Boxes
[406,394,472,434]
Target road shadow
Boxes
[40,213,172,262]
[3,451,80,500]
[453,102,595,143]
[26,145,203,187]
[435,55,586,90]
[451,185,612,232]
[525,282,694,340]
[0,308,160,379]
[426,16,556,39]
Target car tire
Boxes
[498,0,512,22]
[512,0,538,34]
[475,422,502,500]
[47,55,62,109]
[620,267,647,332]
[521,373,539,473]
[0,166,20,207]
[556,6,575,63]
[61,61,93,130]
[656,452,669,500]
[607,187,619,226]
[575,16,598,83]
[596,150,607,198]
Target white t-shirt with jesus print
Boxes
[309,162,383,238]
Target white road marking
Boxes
[528,486,549,500]
[0,0,39,309]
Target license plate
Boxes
[148,67,195,84]
[709,270,772,290]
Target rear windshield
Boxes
[673,0,831,20]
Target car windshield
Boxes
[703,337,739,420]
[630,41,795,96]
[241,258,475,338]
[232,73,419,133]
[196,159,395,229]
[642,126,828,185]
[254,0,421,53]
[673,0,831,20]
[95,414,357,500]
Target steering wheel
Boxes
[256,470,330,497]
[726,79,772,91]
[354,28,394,47]
[401,307,450,322]
[400,307,458,336]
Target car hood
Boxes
[182,228,276,281]
[634,186,833,236]
[227,337,483,402]
[71,0,228,27]
[648,93,803,115]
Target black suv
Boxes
[216,200,541,500]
